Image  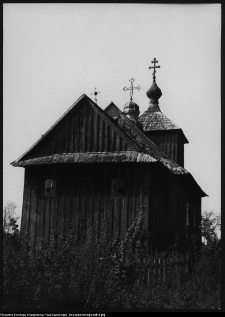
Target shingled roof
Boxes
[115,112,206,196]
[139,109,188,144]
[139,110,179,131]
[115,112,188,174]
[12,151,157,167]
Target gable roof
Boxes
[10,93,206,197]
[104,102,121,119]
[11,93,186,175]
[12,94,87,164]
[139,110,188,143]
[11,94,144,165]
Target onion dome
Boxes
[123,100,143,130]
[146,82,162,101]
[146,82,162,112]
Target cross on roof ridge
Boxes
[91,88,100,104]
[123,78,141,101]
[149,58,161,82]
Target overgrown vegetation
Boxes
[3,209,221,310]
[201,209,221,244]
[3,201,20,233]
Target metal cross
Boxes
[149,58,161,82]
[123,78,141,101]
[91,88,100,104]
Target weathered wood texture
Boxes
[21,163,201,251]
[22,101,133,161]
[144,130,185,167]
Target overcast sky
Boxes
[3,3,221,222]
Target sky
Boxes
[3,3,221,224]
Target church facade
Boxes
[11,59,207,251]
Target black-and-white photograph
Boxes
[3,3,221,311]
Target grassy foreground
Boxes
[3,211,221,310]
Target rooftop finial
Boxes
[91,88,100,104]
[149,58,161,82]
[123,78,141,101]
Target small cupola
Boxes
[122,78,143,130]
[123,100,140,121]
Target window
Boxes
[112,179,125,197]
[45,179,56,197]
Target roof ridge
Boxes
[103,101,121,111]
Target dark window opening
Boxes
[45,179,56,197]
[118,188,125,195]
[112,179,125,197]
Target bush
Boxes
[3,209,221,310]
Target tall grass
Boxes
[3,210,221,310]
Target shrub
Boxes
[3,209,221,310]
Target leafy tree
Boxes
[3,201,20,233]
[201,210,221,244]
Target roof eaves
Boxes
[11,151,157,167]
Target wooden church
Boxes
[11,58,207,251]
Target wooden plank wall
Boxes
[145,131,184,167]
[21,168,31,235]
[22,164,154,245]
[29,102,131,158]
[165,179,203,250]
[21,163,200,251]
[187,193,202,247]
[147,165,172,251]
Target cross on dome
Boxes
[123,78,141,101]
[149,58,161,82]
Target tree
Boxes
[3,201,20,233]
[201,210,221,244]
